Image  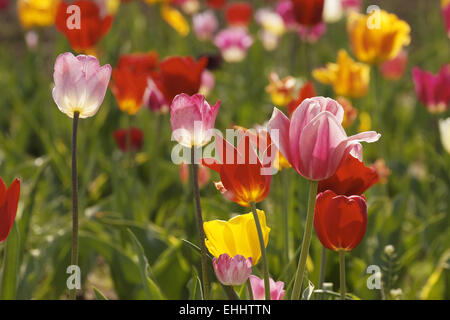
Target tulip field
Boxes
[0,0,449,303]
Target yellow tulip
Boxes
[313,50,370,98]
[358,111,372,132]
[204,210,270,266]
[265,72,297,107]
[17,0,60,29]
[273,151,291,171]
[347,9,411,65]
[160,5,190,37]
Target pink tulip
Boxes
[199,70,215,96]
[249,275,285,300]
[268,97,381,181]
[380,50,408,80]
[144,78,169,113]
[276,1,298,30]
[213,254,252,286]
[412,65,450,114]
[299,22,326,43]
[0,0,8,10]
[170,93,220,147]
[214,28,253,63]
[52,52,111,118]
[193,10,219,41]
[341,0,361,12]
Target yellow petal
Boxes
[161,5,190,37]
[204,210,270,265]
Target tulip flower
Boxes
[443,0,450,38]
[291,0,324,27]
[337,97,358,128]
[323,0,343,23]
[268,97,379,300]
[17,0,60,29]
[204,210,270,266]
[298,22,326,43]
[206,0,226,10]
[170,93,220,148]
[144,78,169,113]
[318,153,378,196]
[225,2,253,27]
[52,52,111,299]
[199,70,215,97]
[255,8,286,51]
[179,162,210,188]
[111,52,159,115]
[52,53,112,119]
[314,190,367,252]
[214,28,253,63]
[347,10,411,65]
[341,0,360,12]
[0,178,20,242]
[380,50,408,81]
[276,0,298,31]
[55,0,113,54]
[268,97,381,181]
[439,117,450,154]
[249,275,285,300]
[265,72,297,107]
[113,127,144,152]
[412,65,450,114]
[201,132,274,207]
[287,81,316,116]
[193,10,219,41]
[313,50,370,98]
[160,4,190,36]
[0,0,8,10]
[213,254,252,286]
[153,56,208,102]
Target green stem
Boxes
[318,246,327,300]
[247,278,254,300]
[282,170,290,265]
[291,180,318,300]
[250,201,270,300]
[228,286,234,300]
[339,251,346,300]
[70,111,80,300]
[190,147,210,300]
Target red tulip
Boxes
[0,0,9,10]
[0,178,20,242]
[55,0,113,53]
[111,52,159,115]
[206,0,227,10]
[291,0,324,27]
[225,3,253,27]
[113,127,144,152]
[318,153,379,196]
[153,56,208,103]
[202,132,274,207]
[314,190,367,252]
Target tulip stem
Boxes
[250,201,270,300]
[339,250,346,300]
[70,111,80,300]
[318,246,327,300]
[190,147,210,300]
[282,170,290,266]
[291,180,318,300]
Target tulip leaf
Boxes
[0,223,20,300]
[127,229,164,300]
[93,287,108,300]
[302,280,315,300]
[187,267,203,300]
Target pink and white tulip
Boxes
[268,97,381,181]
[249,275,285,300]
[52,52,111,118]
[214,28,253,63]
[193,10,219,41]
[412,65,450,114]
[170,93,220,147]
[213,254,252,286]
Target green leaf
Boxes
[0,223,21,299]
[302,280,314,300]
[187,267,203,300]
[127,229,164,300]
[93,287,108,300]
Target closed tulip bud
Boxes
[213,254,252,286]
[0,178,20,242]
[170,93,220,148]
[314,190,367,251]
[249,275,285,300]
[268,97,380,181]
[52,52,111,118]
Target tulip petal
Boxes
[267,107,293,167]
